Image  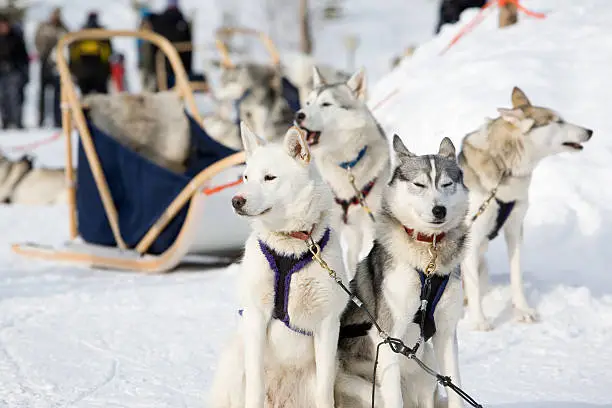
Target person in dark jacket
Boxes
[0,14,29,129]
[435,0,487,34]
[69,11,113,96]
[35,7,68,127]
[150,0,192,88]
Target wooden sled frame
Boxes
[156,41,210,92]
[12,29,246,273]
[214,26,281,68]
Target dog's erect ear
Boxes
[347,68,367,101]
[240,121,266,158]
[438,137,456,159]
[511,86,532,108]
[498,108,535,133]
[284,127,311,165]
[312,66,327,89]
[392,134,415,158]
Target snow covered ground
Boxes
[1,0,612,406]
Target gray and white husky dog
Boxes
[295,67,390,280]
[459,87,593,330]
[209,124,349,408]
[338,136,469,408]
[208,63,295,149]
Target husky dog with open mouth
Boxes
[338,135,469,408]
[294,67,390,280]
[459,87,594,330]
[209,124,349,408]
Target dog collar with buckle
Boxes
[284,225,316,241]
[403,227,446,244]
[338,146,368,170]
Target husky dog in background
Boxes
[295,67,390,279]
[459,87,594,330]
[0,153,67,205]
[338,136,469,408]
[209,124,348,408]
[282,53,350,105]
[210,63,295,147]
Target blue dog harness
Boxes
[338,268,451,341]
[338,146,368,170]
[412,270,451,342]
[487,198,516,240]
[232,89,252,126]
[251,228,331,336]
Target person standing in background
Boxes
[435,0,487,33]
[35,7,68,128]
[150,0,192,89]
[0,13,29,130]
[69,11,113,96]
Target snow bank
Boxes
[372,0,612,288]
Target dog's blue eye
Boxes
[413,182,426,188]
[264,175,277,181]
[442,182,453,188]
[321,102,332,107]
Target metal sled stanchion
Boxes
[11,29,249,273]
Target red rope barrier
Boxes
[202,177,243,195]
[6,131,62,153]
[440,0,546,55]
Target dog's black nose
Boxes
[232,195,246,210]
[295,111,306,123]
[586,129,594,139]
[432,205,447,220]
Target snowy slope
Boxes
[1,0,612,407]
[370,0,612,403]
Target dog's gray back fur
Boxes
[218,63,294,143]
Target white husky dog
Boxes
[209,123,348,408]
[295,67,390,279]
[459,87,594,330]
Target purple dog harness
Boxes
[255,228,331,336]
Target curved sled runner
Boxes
[12,29,249,273]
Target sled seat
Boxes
[77,113,242,255]
[11,29,250,273]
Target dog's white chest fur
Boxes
[240,233,346,364]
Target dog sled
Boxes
[215,26,301,113]
[11,29,250,273]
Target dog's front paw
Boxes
[471,318,493,331]
[514,307,539,323]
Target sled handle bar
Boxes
[214,26,281,68]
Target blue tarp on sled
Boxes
[76,113,238,255]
